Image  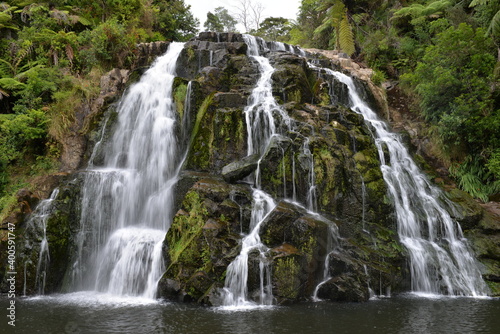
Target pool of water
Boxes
[2,292,499,333]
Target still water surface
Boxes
[1,293,499,333]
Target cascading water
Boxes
[323,69,489,296]
[222,35,340,307]
[69,42,185,299]
[24,188,59,295]
[222,35,279,307]
[311,223,340,301]
[222,189,276,307]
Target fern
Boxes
[392,0,452,23]
[315,0,356,54]
[450,155,500,202]
[0,78,26,90]
[0,59,14,77]
[469,0,489,7]
[339,12,355,55]
[488,9,500,37]
[314,16,334,35]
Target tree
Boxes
[153,0,199,41]
[255,17,291,41]
[469,0,500,60]
[204,11,223,32]
[234,0,264,32]
[289,0,328,48]
[204,7,237,32]
[215,7,238,32]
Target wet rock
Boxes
[222,154,260,183]
[316,274,369,302]
[158,177,253,304]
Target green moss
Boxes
[186,45,196,62]
[273,256,301,299]
[173,82,188,118]
[315,148,339,207]
[168,191,208,265]
[299,235,316,263]
[486,281,500,296]
[188,93,215,170]
[287,89,302,103]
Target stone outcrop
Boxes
[157,33,405,304]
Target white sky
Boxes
[184,0,301,32]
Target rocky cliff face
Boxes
[3,32,498,301]
[155,32,405,304]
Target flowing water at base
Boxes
[2,295,499,334]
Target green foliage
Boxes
[12,66,61,113]
[78,19,136,69]
[314,0,355,55]
[450,156,500,202]
[486,150,500,179]
[400,22,499,199]
[290,0,329,48]
[0,109,48,193]
[153,0,199,41]
[254,17,291,42]
[392,0,452,25]
[470,0,500,38]
[204,11,224,32]
[402,23,495,144]
[204,7,237,32]
[0,3,18,30]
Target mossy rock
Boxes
[259,201,341,302]
[8,177,83,295]
[270,53,318,105]
[186,92,248,172]
[159,177,253,304]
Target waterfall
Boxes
[222,35,343,307]
[222,189,276,307]
[325,70,489,296]
[69,42,185,299]
[311,223,340,301]
[222,35,277,307]
[25,188,59,295]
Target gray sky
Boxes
[184,0,301,31]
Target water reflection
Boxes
[1,294,499,334]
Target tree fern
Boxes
[314,0,356,54]
[392,0,452,24]
[488,9,500,37]
[469,0,489,7]
[339,12,355,55]
[0,4,18,30]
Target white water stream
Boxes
[222,36,331,307]
[325,69,489,296]
[69,42,185,299]
[25,188,59,295]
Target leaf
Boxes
[339,13,355,55]
[488,10,500,37]
[469,0,489,7]
[314,16,334,35]
[0,59,14,77]
[0,77,26,91]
